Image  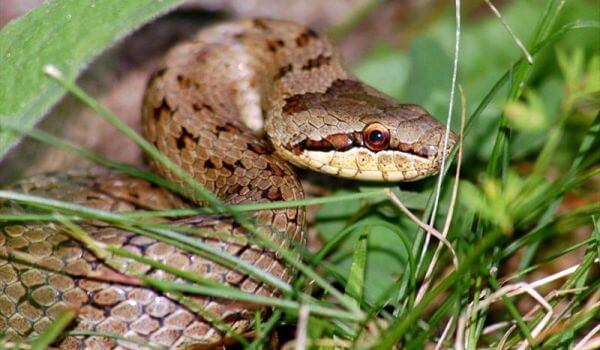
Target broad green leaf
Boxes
[344,229,367,303]
[0,0,183,158]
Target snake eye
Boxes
[363,123,390,151]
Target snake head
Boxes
[271,80,456,182]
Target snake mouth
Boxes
[278,146,444,182]
[285,133,437,160]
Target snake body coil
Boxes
[0,19,454,349]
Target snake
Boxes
[0,19,455,349]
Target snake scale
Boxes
[0,19,455,349]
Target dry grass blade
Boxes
[573,324,600,350]
[456,312,467,350]
[385,189,457,267]
[419,0,462,269]
[435,315,455,350]
[295,303,310,350]
[466,260,590,349]
[484,0,533,63]
[416,85,467,304]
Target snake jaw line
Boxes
[276,147,444,182]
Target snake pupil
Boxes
[369,130,384,143]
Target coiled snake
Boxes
[0,19,455,349]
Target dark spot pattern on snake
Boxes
[252,18,269,30]
[266,38,285,52]
[281,79,366,115]
[274,63,293,80]
[295,28,319,47]
[152,98,170,121]
[301,54,331,70]
[175,126,199,150]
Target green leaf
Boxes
[0,0,182,158]
[344,229,367,303]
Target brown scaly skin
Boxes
[0,19,454,349]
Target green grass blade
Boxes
[344,229,368,303]
[486,0,565,179]
[0,121,186,196]
[143,278,358,320]
[0,190,293,293]
[65,331,166,350]
[30,309,76,350]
